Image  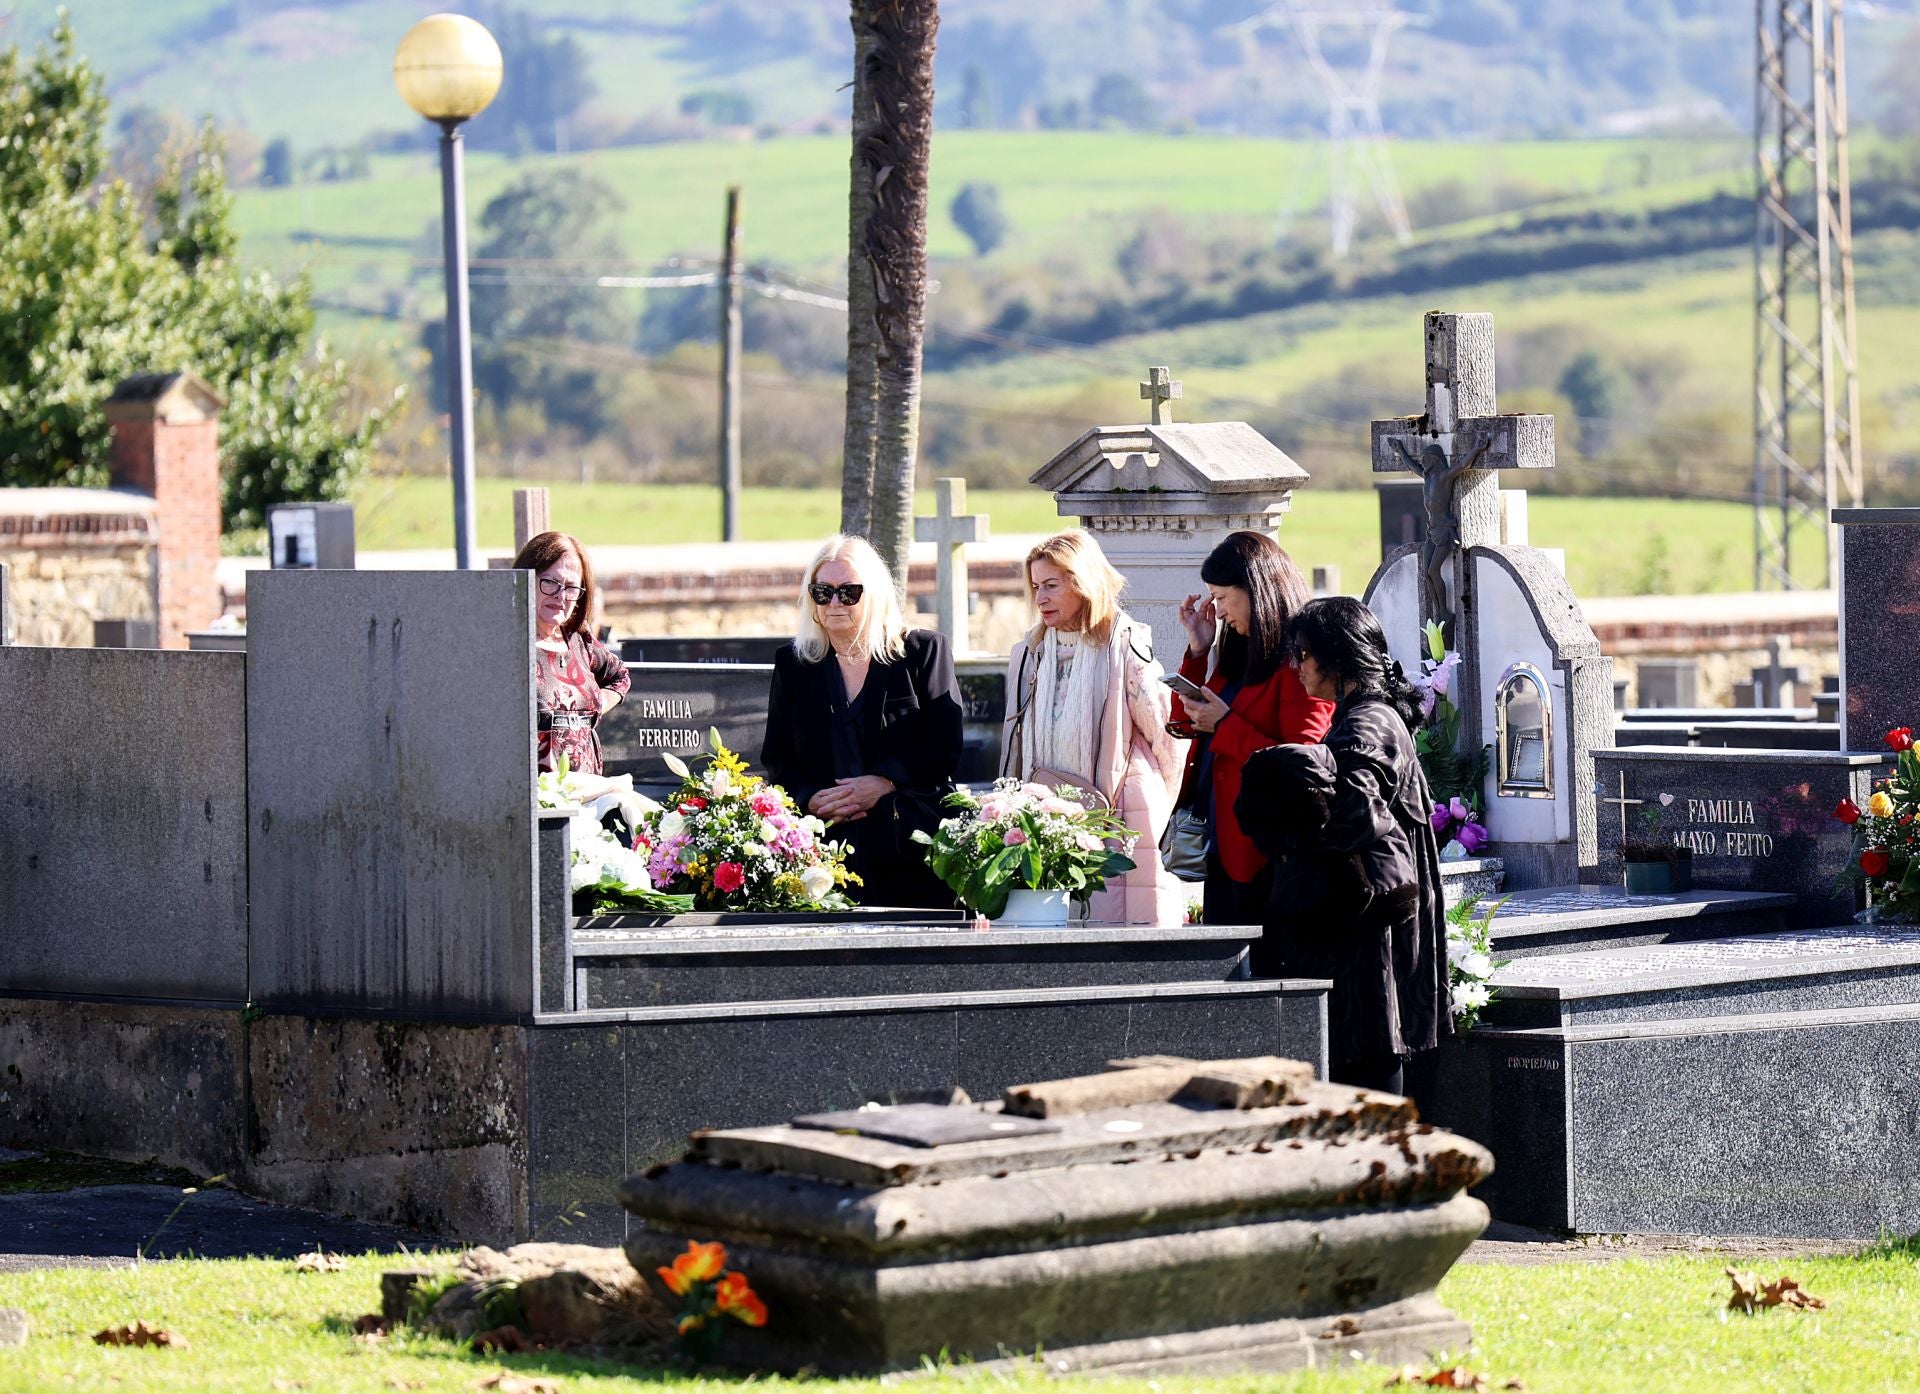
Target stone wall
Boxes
[0,489,157,647]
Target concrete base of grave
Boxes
[622,1080,1491,1375]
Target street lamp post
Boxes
[393,14,504,571]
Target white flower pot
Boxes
[995,888,1071,927]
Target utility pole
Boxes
[719,184,744,542]
[1752,0,1862,590]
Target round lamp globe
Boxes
[393,13,504,123]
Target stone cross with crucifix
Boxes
[913,476,988,654]
[1139,366,1182,425]
[1370,312,1555,640]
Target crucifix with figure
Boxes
[1371,312,1556,640]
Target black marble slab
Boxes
[1487,886,1794,958]
[1692,721,1841,751]
[596,662,772,789]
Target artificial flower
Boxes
[1887,727,1915,752]
[714,1271,769,1327]
[1456,820,1490,856]
[1869,791,1895,818]
[1835,799,1862,824]
[658,1240,727,1295]
[1860,849,1891,878]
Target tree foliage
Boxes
[0,19,397,528]
[950,181,1009,256]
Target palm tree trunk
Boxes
[857,0,939,592]
[839,7,881,539]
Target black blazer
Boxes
[761,629,964,813]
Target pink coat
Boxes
[1002,618,1187,927]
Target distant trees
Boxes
[261,137,294,188]
[466,7,597,154]
[0,19,397,527]
[680,89,756,127]
[950,182,1009,256]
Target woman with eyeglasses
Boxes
[1235,596,1451,1095]
[761,535,963,909]
[1171,531,1334,928]
[515,530,629,776]
[1001,529,1184,926]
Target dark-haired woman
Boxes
[515,530,629,776]
[1237,595,1451,1094]
[1172,532,1334,926]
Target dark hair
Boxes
[512,530,598,638]
[1287,596,1425,731]
[1199,531,1309,685]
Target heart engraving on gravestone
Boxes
[1659,793,1675,806]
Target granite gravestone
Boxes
[617,636,785,665]
[622,1055,1490,1375]
[1835,509,1920,750]
[597,662,773,791]
[1591,747,1886,925]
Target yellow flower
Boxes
[1869,791,1895,818]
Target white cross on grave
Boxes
[1598,771,1646,842]
[913,476,988,654]
[1139,366,1182,426]
[1371,312,1556,639]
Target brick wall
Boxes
[105,373,226,649]
[0,490,158,647]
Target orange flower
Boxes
[677,1313,707,1335]
[656,1239,728,1295]
[715,1271,769,1327]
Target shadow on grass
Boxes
[315,1314,708,1386]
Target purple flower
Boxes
[1430,801,1453,833]
[1456,820,1490,855]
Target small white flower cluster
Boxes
[1445,895,1502,1028]
[569,810,654,895]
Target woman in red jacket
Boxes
[1172,532,1334,926]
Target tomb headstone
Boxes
[514,487,551,551]
[1591,746,1884,925]
[1310,563,1340,596]
[92,618,158,649]
[955,657,1008,783]
[597,662,773,794]
[1633,658,1698,710]
[1376,479,1423,561]
[267,502,355,570]
[913,476,987,654]
[1029,365,1312,669]
[1733,635,1809,709]
[1834,509,1920,750]
[617,635,786,665]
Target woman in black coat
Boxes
[761,535,962,910]
[1235,596,1451,1094]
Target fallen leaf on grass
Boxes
[470,1373,560,1394]
[92,1321,188,1349]
[386,1379,425,1391]
[472,1324,529,1353]
[294,1251,346,1274]
[269,1381,307,1391]
[1385,1368,1522,1391]
[1726,1267,1828,1314]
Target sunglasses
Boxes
[809,582,865,606]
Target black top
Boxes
[762,629,964,814]
[1238,692,1451,1064]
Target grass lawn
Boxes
[347,476,1806,596]
[1,1244,1916,1393]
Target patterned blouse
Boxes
[534,632,631,775]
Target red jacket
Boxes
[1175,650,1335,883]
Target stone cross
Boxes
[513,487,552,553]
[913,476,988,654]
[1371,312,1555,638]
[1750,635,1809,708]
[1139,366,1182,425]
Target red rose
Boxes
[712,861,746,893]
[1860,849,1891,878]
[1835,799,1862,824]
[1886,728,1914,752]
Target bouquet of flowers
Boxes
[1833,725,1920,924]
[641,729,858,912]
[537,756,693,914]
[1413,619,1491,856]
[1445,894,1506,1029]
[912,779,1138,918]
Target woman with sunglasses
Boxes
[762,535,963,909]
[515,530,629,776]
[1001,529,1184,926]
[1171,531,1334,927]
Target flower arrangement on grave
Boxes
[655,1239,768,1359]
[536,756,693,914]
[912,779,1138,919]
[1444,894,1506,1030]
[641,729,858,912]
[1833,725,1920,924]
[1412,620,1491,859]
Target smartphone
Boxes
[1160,672,1210,703]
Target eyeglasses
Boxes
[809,582,865,607]
[537,577,585,601]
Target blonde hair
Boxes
[1025,529,1126,647]
[794,535,909,663]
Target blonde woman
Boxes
[1002,529,1184,926]
[761,535,962,909]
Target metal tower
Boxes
[1753,0,1862,591]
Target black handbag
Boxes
[1159,730,1211,883]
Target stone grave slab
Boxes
[1487,886,1794,957]
[596,661,772,790]
[1591,747,1887,925]
[1692,721,1840,751]
[616,635,785,665]
[621,1057,1489,1374]
[1619,707,1817,725]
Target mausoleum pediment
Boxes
[1029,422,1309,499]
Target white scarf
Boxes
[1029,628,1109,785]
